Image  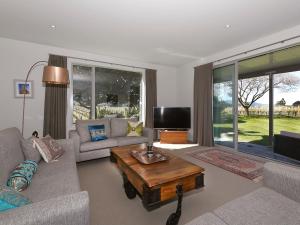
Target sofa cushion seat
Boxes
[214,187,300,225]
[184,213,227,225]
[80,139,118,152]
[22,144,80,203]
[116,136,148,146]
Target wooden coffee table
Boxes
[110,144,205,225]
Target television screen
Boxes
[153,107,191,129]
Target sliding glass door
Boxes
[213,64,235,148]
[273,71,300,135]
[237,74,270,147]
[212,45,300,162]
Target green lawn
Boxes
[214,116,300,146]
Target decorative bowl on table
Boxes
[130,148,170,164]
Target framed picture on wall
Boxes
[14,80,34,98]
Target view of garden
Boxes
[214,107,300,146]
[72,65,142,123]
[213,71,300,147]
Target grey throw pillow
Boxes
[21,138,41,163]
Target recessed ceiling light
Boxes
[49,25,56,29]
[225,24,231,28]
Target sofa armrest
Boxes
[0,191,89,225]
[69,130,81,162]
[263,162,300,203]
[143,127,154,145]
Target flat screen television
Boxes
[153,107,191,130]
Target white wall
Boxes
[176,24,300,140]
[0,37,178,137]
[2,24,300,139]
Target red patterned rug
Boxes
[187,148,265,181]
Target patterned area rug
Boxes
[188,148,265,182]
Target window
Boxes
[72,64,144,123]
[73,65,92,122]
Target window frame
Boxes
[67,58,145,132]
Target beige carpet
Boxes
[77,146,263,225]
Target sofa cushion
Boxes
[0,185,31,212]
[33,135,65,163]
[111,118,129,137]
[0,127,25,185]
[7,160,38,192]
[88,125,107,142]
[22,142,80,202]
[184,213,227,225]
[76,119,110,143]
[80,139,118,152]
[214,187,300,225]
[21,138,41,163]
[127,121,143,137]
[116,136,148,146]
[111,118,139,137]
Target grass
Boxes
[214,116,300,146]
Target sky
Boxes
[256,71,300,106]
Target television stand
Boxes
[160,130,188,144]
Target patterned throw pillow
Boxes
[127,121,143,137]
[0,185,31,212]
[6,160,38,192]
[33,135,65,163]
[88,125,107,142]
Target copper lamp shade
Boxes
[43,66,69,84]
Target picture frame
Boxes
[14,79,34,98]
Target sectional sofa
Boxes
[69,118,153,162]
[0,127,89,225]
[185,162,300,225]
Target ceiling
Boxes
[1,0,300,66]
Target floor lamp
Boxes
[21,61,69,136]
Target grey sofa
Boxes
[0,127,89,225]
[69,118,153,162]
[185,162,300,225]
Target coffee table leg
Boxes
[166,184,183,225]
[122,173,136,199]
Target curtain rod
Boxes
[214,34,300,63]
[49,54,149,70]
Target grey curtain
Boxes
[43,54,67,139]
[145,69,157,140]
[193,63,214,146]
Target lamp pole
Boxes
[21,61,48,136]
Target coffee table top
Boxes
[112,144,205,188]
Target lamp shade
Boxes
[42,66,69,84]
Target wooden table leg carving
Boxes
[122,173,136,199]
[166,184,183,225]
